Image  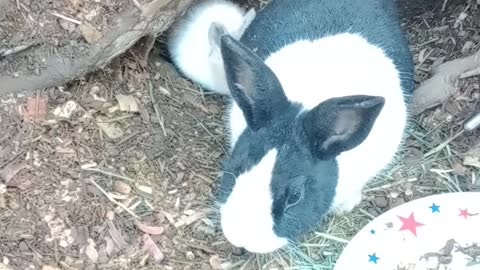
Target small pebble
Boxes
[113,180,131,194]
[374,196,389,208]
[186,251,195,260]
[390,191,400,199]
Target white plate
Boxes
[334,192,480,270]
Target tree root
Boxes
[412,49,480,115]
[0,0,193,95]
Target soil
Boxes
[0,0,134,77]
[1,0,480,270]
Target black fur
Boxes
[240,0,415,95]
[220,35,290,131]
[303,95,385,159]
[217,0,414,244]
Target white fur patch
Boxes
[220,149,288,253]
[168,0,251,95]
[228,33,408,212]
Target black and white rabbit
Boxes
[168,0,414,254]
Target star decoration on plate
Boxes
[459,208,470,219]
[398,212,424,237]
[430,203,440,213]
[368,253,379,264]
[370,229,376,235]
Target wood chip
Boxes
[134,220,165,235]
[84,238,98,263]
[53,100,81,118]
[107,220,128,251]
[79,22,103,44]
[97,122,124,139]
[464,156,480,168]
[141,234,164,263]
[0,161,29,183]
[103,236,117,256]
[136,184,152,194]
[19,96,48,123]
[115,94,140,112]
[41,266,61,270]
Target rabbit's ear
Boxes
[302,95,385,159]
[220,35,289,131]
[208,22,227,52]
[236,8,256,37]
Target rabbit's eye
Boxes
[285,185,304,210]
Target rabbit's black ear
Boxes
[220,35,289,131]
[302,95,385,159]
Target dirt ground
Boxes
[1,0,480,270]
[0,0,135,77]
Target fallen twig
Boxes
[88,178,139,219]
[51,12,81,25]
[185,111,226,153]
[148,81,167,137]
[0,41,40,57]
[82,167,135,183]
[130,0,143,11]
[423,129,464,158]
[314,232,349,244]
[358,208,376,220]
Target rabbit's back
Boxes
[240,0,414,94]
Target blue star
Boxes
[369,253,379,264]
[370,229,376,235]
[430,203,440,213]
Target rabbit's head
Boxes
[216,35,385,253]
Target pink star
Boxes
[398,212,424,237]
[459,208,470,219]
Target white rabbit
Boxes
[168,0,255,95]
[168,0,414,254]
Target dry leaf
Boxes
[115,94,139,112]
[134,220,165,235]
[141,234,164,263]
[79,22,103,44]
[19,96,48,123]
[97,122,124,139]
[84,238,98,263]
[0,161,30,183]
